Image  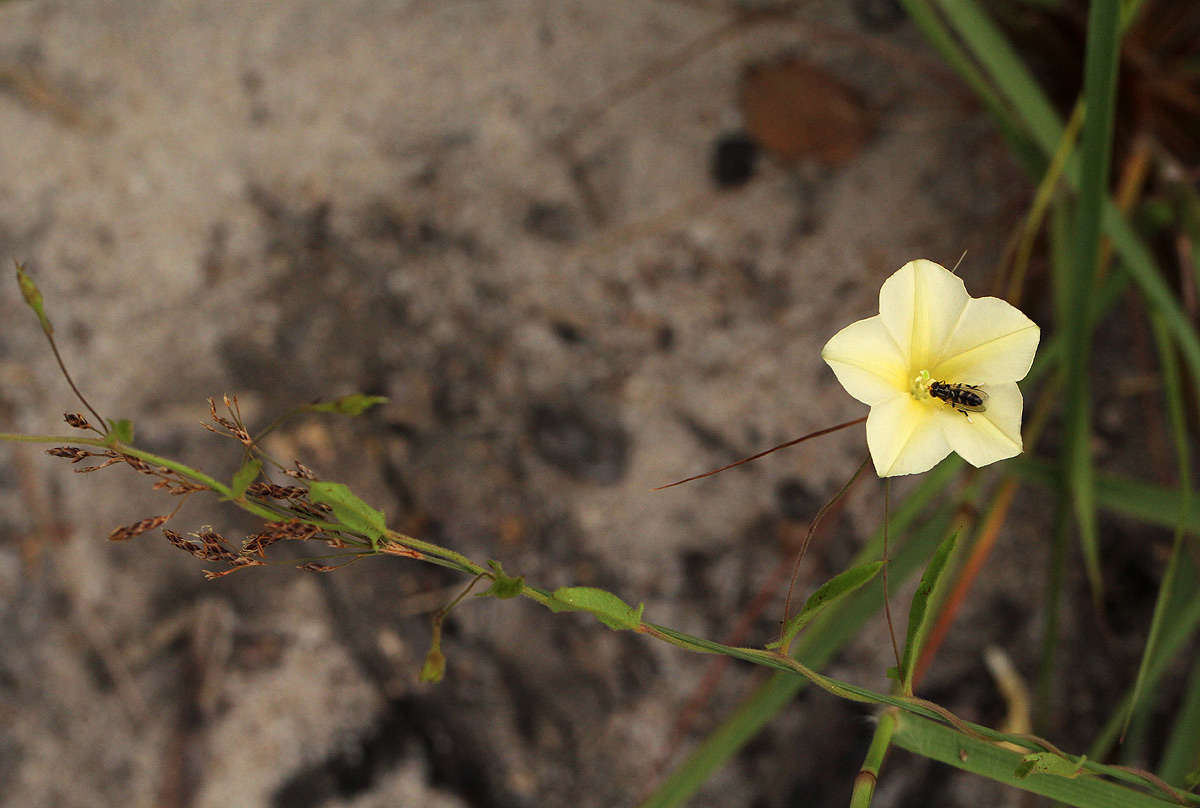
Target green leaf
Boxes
[483,560,524,599]
[1015,753,1089,780]
[1061,0,1121,610]
[550,586,644,630]
[15,261,53,335]
[771,561,885,652]
[893,713,1179,808]
[230,457,262,499]
[307,394,389,416]
[901,532,958,694]
[307,481,386,547]
[107,418,135,444]
[1122,314,1195,744]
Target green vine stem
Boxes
[4,427,1195,807]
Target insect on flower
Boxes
[821,259,1040,477]
[926,377,988,418]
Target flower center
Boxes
[911,369,934,401]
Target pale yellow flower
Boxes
[821,259,1040,477]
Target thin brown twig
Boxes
[779,456,871,644]
[46,337,107,435]
[652,416,866,490]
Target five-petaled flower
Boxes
[821,259,1040,477]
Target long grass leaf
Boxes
[1087,552,1200,761]
[1062,0,1122,606]
[1121,314,1194,740]
[893,712,1191,808]
[1012,460,1200,534]
[930,0,1200,396]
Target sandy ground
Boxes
[0,1,1043,806]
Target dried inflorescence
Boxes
[282,461,317,480]
[63,412,93,430]
[297,561,339,573]
[241,519,321,556]
[163,526,266,579]
[245,482,308,500]
[287,499,333,519]
[46,445,213,495]
[46,397,356,579]
[160,517,347,578]
[108,515,170,541]
[202,395,254,447]
[46,446,99,462]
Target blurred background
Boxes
[2,1,1196,806]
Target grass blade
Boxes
[1121,313,1194,746]
[1062,0,1122,606]
[1159,655,1200,787]
[1011,460,1200,534]
[892,712,1190,808]
[927,0,1200,394]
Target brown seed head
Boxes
[164,527,210,559]
[47,447,91,462]
[108,515,169,541]
[63,413,92,429]
[246,482,309,500]
[283,461,317,480]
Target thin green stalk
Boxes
[643,618,1197,805]
[1035,501,1071,735]
[850,708,899,808]
[1159,652,1200,786]
[1121,314,1194,740]
[1087,565,1200,762]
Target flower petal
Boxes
[821,315,908,405]
[866,394,953,477]
[878,260,969,371]
[940,382,1024,468]
[932,297,1041,384]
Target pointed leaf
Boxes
[901,531,958,693]
[550,586,644,630]
[107,418,135,444]
[231,457,262,499]
[771,561,884,651]
[308,481,386,547]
